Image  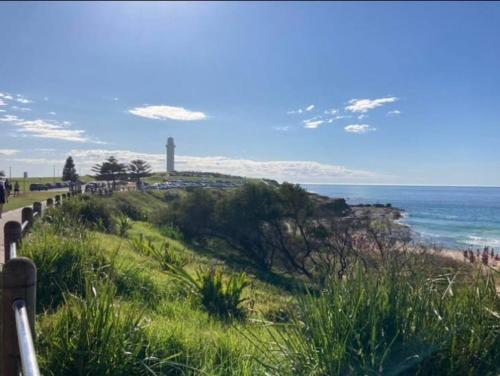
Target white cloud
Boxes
[68,148,379,183]
[0,99,5,106]
[11,106,31,112]
[129,105,207,121]
[345,97,398,113]
[358,114,368,120]
[303,119,324,129]
[0,149,19,156]
[288,104,315,115]
[0,114,99,143]
[324,108,338,115]
[0,92,14,101]
[273,126,289,132]
[15,95,32,104]
[344,124,376,134]
[48,111,56,115]
[387,110,401,116]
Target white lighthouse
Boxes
[166,137,175,173]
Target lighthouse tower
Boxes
[166,137,175,173]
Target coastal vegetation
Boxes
[18,183,500,375]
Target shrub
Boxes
[168,264,250,320]
[117,215,132,238]
[21,232,106,311]
[56,196,116,233]
[129,236,187,270]
[37,282,155,375]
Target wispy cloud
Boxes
[11,106,31,112]
[387,110,401,116]
[15,95,32,104]
[303,119,324,129]
[68,148,379,183]
[48,111,56,115]
[344,124,376,134]
[324,108,338,115]
[129,105,207,121]
[0,92,33,105]
[0,149,19,156]
[273,126,289,132]
[0,99,5,106]
[345,97,398,113]
[0,92,14,101]
[0,114,102,143]
[287,104,315,115]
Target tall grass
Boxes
[37,282,154,375]
[168,264,250,320]
[21,231,107,311]
[251,261,500,375]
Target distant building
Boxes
[166,137,175,173]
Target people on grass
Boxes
[0,177,5,219]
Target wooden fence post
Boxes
[21,207,33,227]
[3,221,21,263]
[46,198,54,207]
[1,258,37,376]
[33,202,42,217]
[55,195,61,206]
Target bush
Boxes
[56,196,116,233]
[168,264,250,320]
[21,232,106,311]
[129,236,187,270]
[37,282,155,375]
[117,215,132,238]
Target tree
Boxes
[62,156,79,182]
[128,159,152,181]
[91,156,127,187]
[0,170,4,177]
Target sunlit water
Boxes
[302,184,500,250]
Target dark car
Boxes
[55,182,64,188]
[29,183,48,191]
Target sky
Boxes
[1,1,500,186]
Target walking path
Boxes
[0,195,61,264]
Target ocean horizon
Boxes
[302,184,500,251]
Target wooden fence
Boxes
[1,190,87,375]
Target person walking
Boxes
[14,181,20,197]
[4,178,11,202]
[0,178,6,218]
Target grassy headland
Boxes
[18,182,499,375]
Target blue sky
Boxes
[1,2,500,185]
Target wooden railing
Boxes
[1,191,81,375]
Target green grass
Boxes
[16,192,500,375]
[3,191,62,211]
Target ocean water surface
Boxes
[302,184,500,250]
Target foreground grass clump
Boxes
[37,282,154,376]
[169,264,250,320]
[21,230,106,311]
[254,263,500,376]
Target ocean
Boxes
[302,184,500,250]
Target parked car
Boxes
[29,183,48,191]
